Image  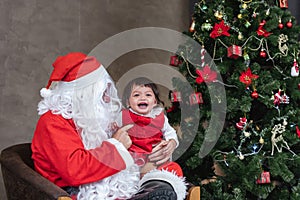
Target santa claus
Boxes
[31,52,187,200]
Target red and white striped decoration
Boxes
[201,46,206,67]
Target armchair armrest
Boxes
[0,143,71,200]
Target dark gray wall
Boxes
[0,1,189,199]
[288,0,300,24]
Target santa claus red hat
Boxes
[46,52,101,88]
[41,52,104,97]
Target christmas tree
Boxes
[167,0,300,199]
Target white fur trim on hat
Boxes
[139,169,188,200]
[57,65,107,90]
[40,88,52,98]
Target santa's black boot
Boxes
[130,180,177,200]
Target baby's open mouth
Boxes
[138,103,148,109]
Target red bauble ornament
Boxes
[298,83,300,90]
[278,23,284,29]
[286,20,293,28]
[260,50,267,58]
[251,90,259,99]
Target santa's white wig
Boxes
[38,56,140,199]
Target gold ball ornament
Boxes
[259,137,264,144]
[242,3,247,9]
[238,14,243,19]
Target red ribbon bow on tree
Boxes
[256,20,272,37]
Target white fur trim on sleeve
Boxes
[139,169,188,200]
[107,138,134,169]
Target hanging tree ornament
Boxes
[278,34,289,55]
[169,55,180,67]
[214,10,223,20]
[241,3,248,10]
[281,93,290,104]
[189,92,204,105]
[236,117,247,130]
[244,131,251,137]
[251,90,259,99]
[266,8,270,16]
[243,52,250,67]
[257,20,272,37]
[244,20,251,28]
[237,13,243,19]
[278,18,284,29]
[200,45,206,67]
[256,171,271,184]
[201,21,213,31]
[279,0,288,9]
[227,44,242,59]
[238,32,244,40]
[259,137,264,144]
[286,19,293,28]
[170,90,182,102]
[189,18,196,33]
[271,119,290,155]
[272,89,290,108]
[260,48,267,58]
[291,59,299,77]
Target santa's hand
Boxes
[163,139,177,156]
[112,124,133,149]
[148,140,171,165]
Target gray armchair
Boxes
[0,143,71,200]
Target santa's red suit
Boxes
[31,52,187,200]
[32,111,134,188]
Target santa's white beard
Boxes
[74,100,119,150]
[37,79,140,199]
[77,164,140,200]
[74,97,140,200]
[70,83,140,199]
[38,77,121,149]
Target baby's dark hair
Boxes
[122,77,164,107]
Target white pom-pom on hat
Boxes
[40,88,52,98]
